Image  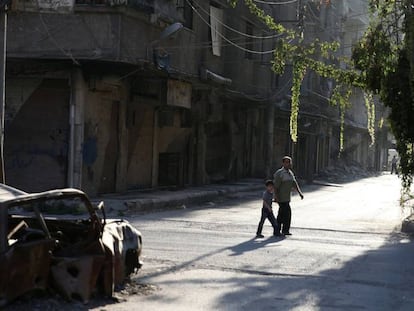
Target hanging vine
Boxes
[290,60,307,142]
[229,0,414,190]
[237,0,364,145]
[330,85,352,152]
[352,0,412,190]
[364,92,376,146]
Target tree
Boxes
[352,0,413,190]
[230,0,367,150]
[233,0,413,190]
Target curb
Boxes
[101,183,263,215]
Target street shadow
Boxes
[128,231,414,310]
[229,236,285,256]
[36,216,405,311]
[130,234,286,282]
[209,231,414,310]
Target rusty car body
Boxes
[0,184,142,306]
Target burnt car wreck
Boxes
[0,184,142,306]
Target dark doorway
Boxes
[5,79,70,192]
[158,152,180,187]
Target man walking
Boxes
[273,156,304,235]
[391,155,398,174]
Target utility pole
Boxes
[0,1,7,184]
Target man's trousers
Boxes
[277,202,291,234]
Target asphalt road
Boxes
[97,174,414,311]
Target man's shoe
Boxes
[283,232,292,236]
[256,234,264,238]
[274,233,283,237]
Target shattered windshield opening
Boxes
[8,196,91,218]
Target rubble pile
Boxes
[316,159,374,183]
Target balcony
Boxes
[76,0,155,14]
[11,0,155,14]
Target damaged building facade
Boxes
[4,0,388,196]
[298,0,390,178]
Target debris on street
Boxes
[316,159,375,183]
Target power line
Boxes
[173,1,368,52]
[186,0,285,55]
[253,0,297,5]
[225,77,293,102]
[35,1,79,65]
[192,0,285,39]
[38,16,79,65]
[118,3,365,57]
[122,34,279,53]
[306,2,370,25]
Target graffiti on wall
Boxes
[82,137,98,166]
[12,0,74,12]
[6,128,69,170]
[82,122,99,181]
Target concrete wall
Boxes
[8,12,120,60]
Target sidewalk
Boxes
[93,179,264,215]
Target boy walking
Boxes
[256,180,279,238]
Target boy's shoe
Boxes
[256,234,265,238]
[274,232,283,237]
[283,232,292,236]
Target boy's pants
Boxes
[257,207,278,235]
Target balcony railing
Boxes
[75,0,106,5]
[75,0,155,13]
[11,0,155,13]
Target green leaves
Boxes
[351,0,414,191]
[364,92,376,146]
[352,23,399,94]
[239,0,365,146]
[382,47,414,190]
[290,60,307,142]
[233,0,414,177]
[330,85,352,152]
